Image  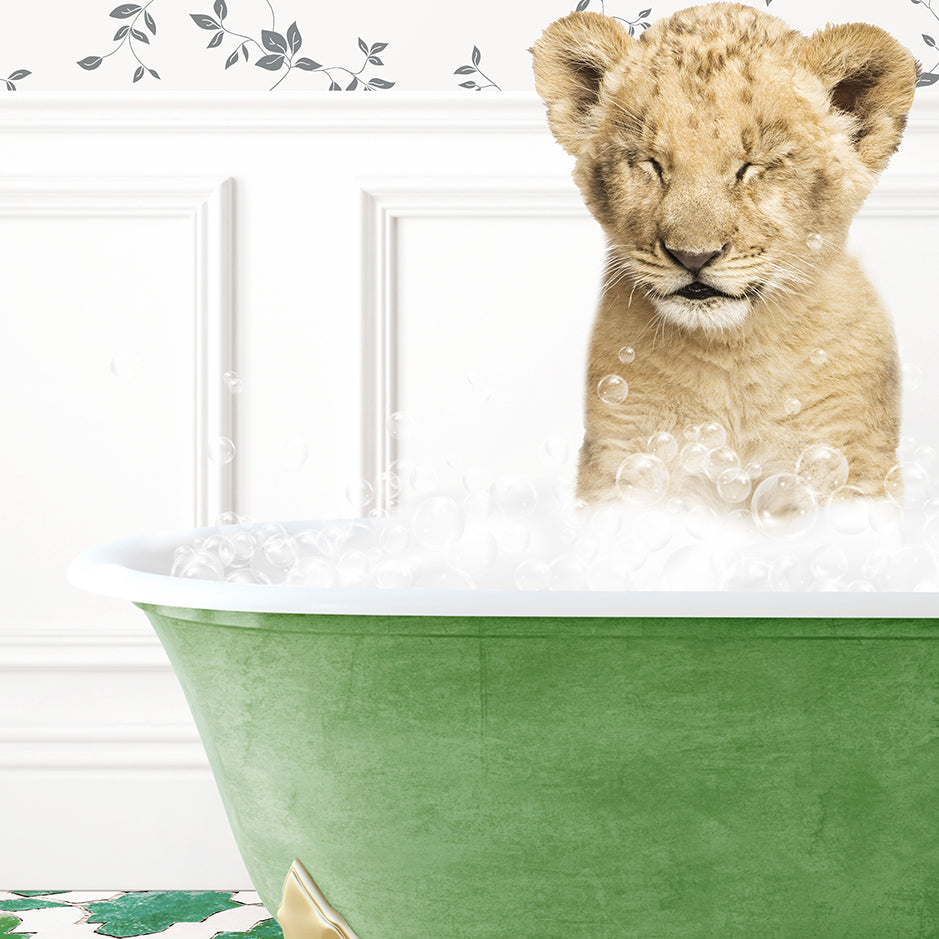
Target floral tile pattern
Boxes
[0,892,281,938]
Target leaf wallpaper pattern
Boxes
[0,0,935,92]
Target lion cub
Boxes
[532,2,917,507]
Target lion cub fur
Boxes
[532,2,917,506]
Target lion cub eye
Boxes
[736,162,757,183]
[643,158,665,181]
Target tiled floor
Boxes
[0,891,281,937]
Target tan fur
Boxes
[531,3,917,506]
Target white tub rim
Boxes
[66,519,939,618]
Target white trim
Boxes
[0,177,235,527]
[0,632,169,670]
[0,723,207,771]
[0,91,936,134]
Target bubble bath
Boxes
[171,431,939,593]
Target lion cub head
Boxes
[532,2,917,336]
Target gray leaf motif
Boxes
[368,77,394,88]
[262,29,288,55]
[917,72,939,86]
[133,65,145,82]
[287,22,302,54]
[214,0,227,20]
[8,69,30,80]
[132,27,149,44]
[294,57,320,71]
[190,14,220,30]
[207,31,224,48]
[225,48,239,68]
[255,53,285,71]
[78,55,103,70]
[144,10,156,34]
[110,3,141,17]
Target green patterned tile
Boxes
[214,919,284,938]
[0,911,28,937]
[0,898,68,911]
[85,891,242,937]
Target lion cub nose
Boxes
[664,246,723,273]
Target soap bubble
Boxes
[698,421,727,449]
[515,558,550,590]
[379,520,409,554]
[751,473,817,537]
[617,345,636,364]
[337,550,370,586]
[598,374,628,405]
[176,550,224,581]
[492,476,538,517]
[387,411,413,440]
[412,495,464,548]
[679,441,710,475]
[717,467,752,503]
[208,436,236,464]
[705,446,740,481]
[784,397,801,416]
[548,554,589,590]
[915,445,936,468]
[227,530,256,564]
[723,555,772,591]
[345,479,375,510]
[215,511,240,529]
[616,453,669,505]
[201,534,236,567]
[806,233,824,251]
[648,431,679,464]
[745,461,763,481]
[683,423,701,441]
[263,533,299,569]
[279,436,308,470]
[809,348,828,367]
[796,444,849,498]
[885,461,932,511]
[223,370,244,394]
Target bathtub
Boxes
[69,520,939,938]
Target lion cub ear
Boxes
[532,12,637,155]
[800,23,918,174]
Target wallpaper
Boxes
[0,0,936,93]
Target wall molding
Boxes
[0,723,207,772]
[359,174,939,510]
[360,177,591,511]
[0,176,234,527]
[0,91,937,134]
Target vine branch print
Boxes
[912,0,939,85]
[78,1,161,83]
[454,46,501,91]
[190,0,394,90]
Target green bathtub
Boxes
[71,523,939,938]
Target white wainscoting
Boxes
[0,93,936,887]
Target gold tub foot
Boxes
[276,858,360,939]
